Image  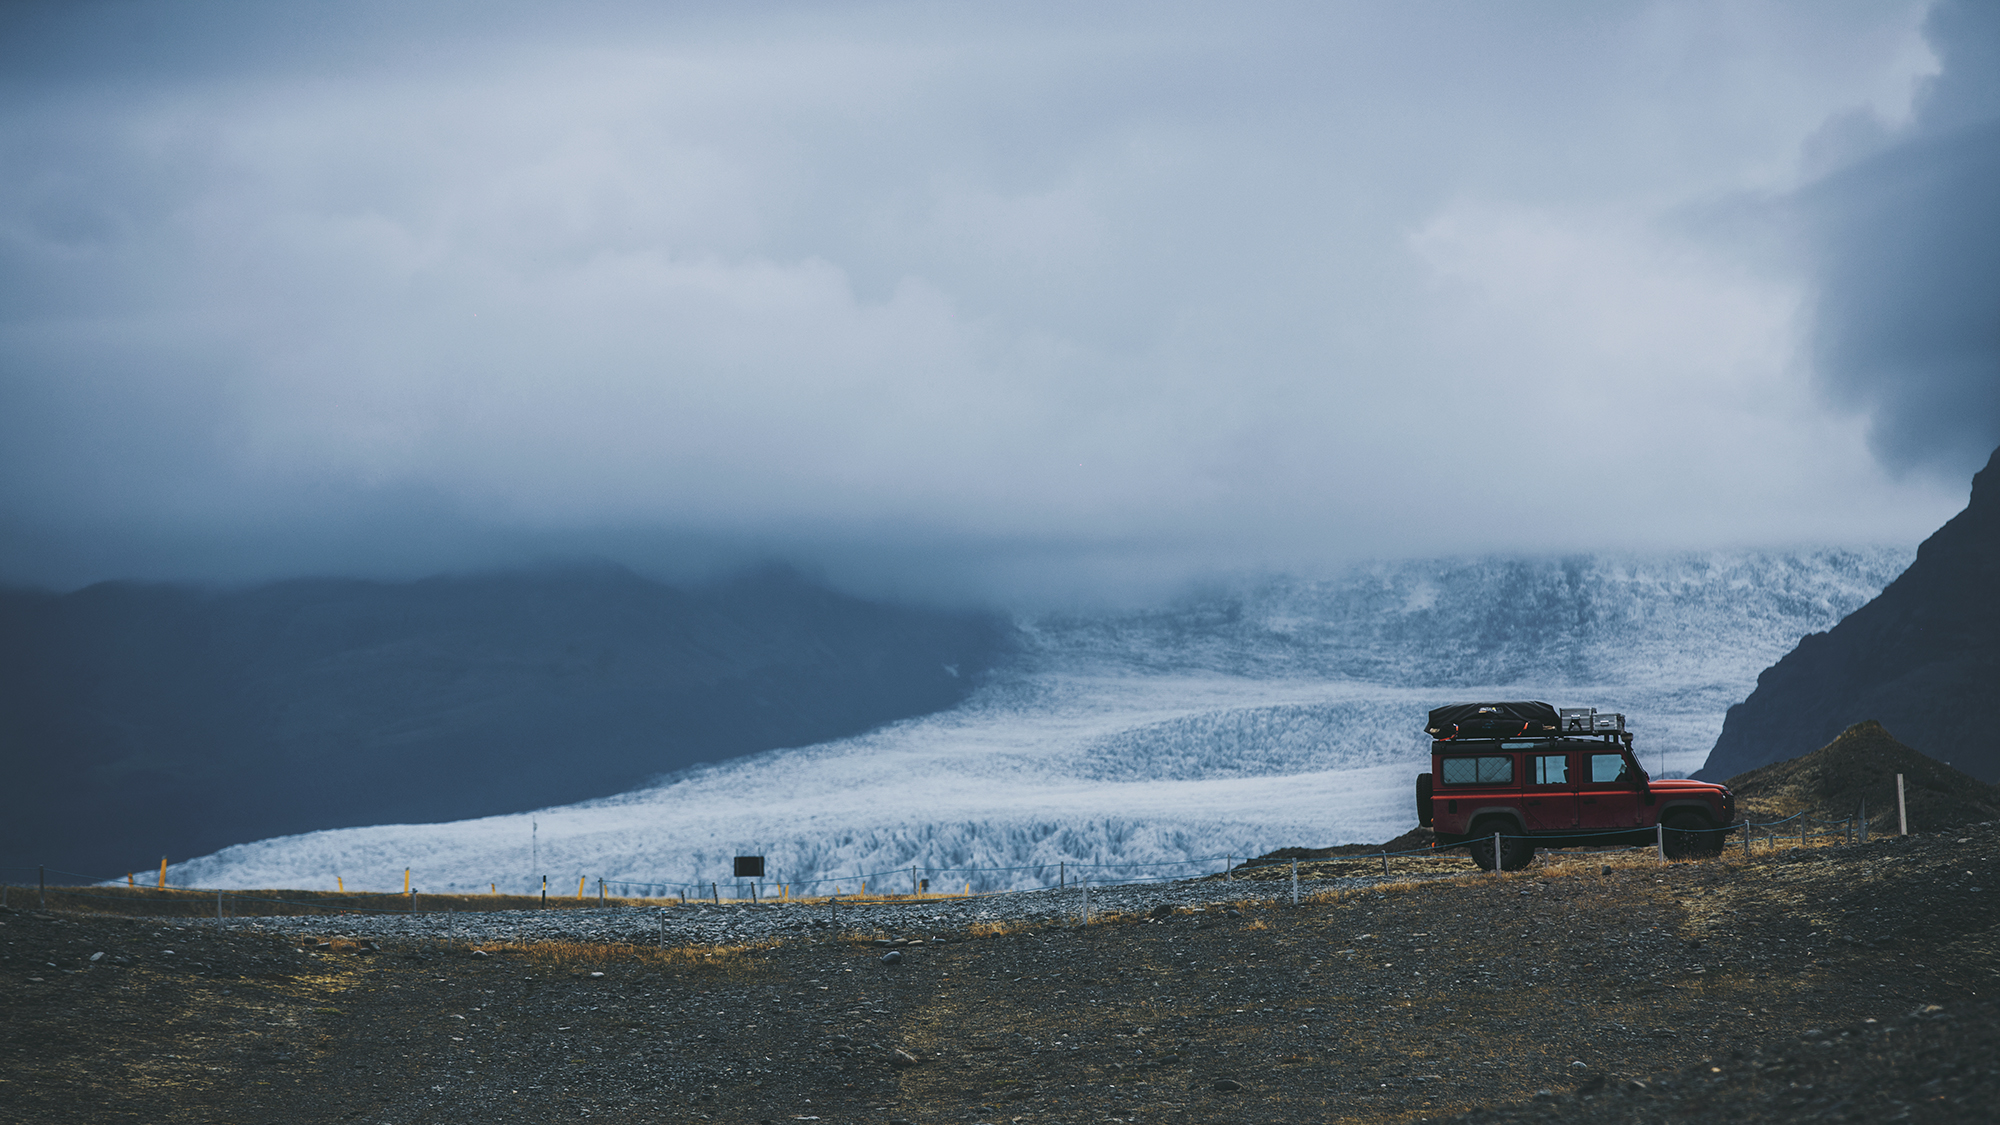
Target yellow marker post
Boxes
[490,883,496,895]
[577,875,585,900]
[158,856,167,889]
[404,868,411,894]
[126,873,134,887]
[337,876,345,892]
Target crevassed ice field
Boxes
[174,550,1908,895]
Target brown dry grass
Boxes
[468,936,781,973]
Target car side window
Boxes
[1532,754,1568,785]
[1589,753,1628,783]
[1441,755,1513,785]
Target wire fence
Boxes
[0,798,1899,918]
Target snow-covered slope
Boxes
[171,549,1908,895]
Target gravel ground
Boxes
[4,831,1994,1124]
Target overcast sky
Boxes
[2,1,1995,604]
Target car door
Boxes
[1578,750,1642,830]
[1522,750,1577,832]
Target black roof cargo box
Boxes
[1426,701,1559,740]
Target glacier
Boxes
[169,549,1909,896]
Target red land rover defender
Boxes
[1415,701,1734,871]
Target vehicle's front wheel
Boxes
[1661,811,1722,858]
[1466,824,1536,872]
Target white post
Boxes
[1492,831,1501,872]
[1742,821,1751,858]
[1897,774,1908,836]
[1291,859,1299,906]
[1656,822,1666,861]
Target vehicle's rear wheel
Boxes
[1661,811,1721,858]
[1466,823,1536,872]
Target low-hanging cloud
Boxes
[1798,0,2000,478]
[0,1,1975,602]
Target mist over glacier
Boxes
[173,548,1909,894]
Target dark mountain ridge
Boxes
[0,565,1007,880]
[1697,444,2000,783]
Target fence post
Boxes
[1896,774,1908,836]
[711,882,719,905]
[1291,859,1299,906]
[541,875,548,908]
[1742,821,1751,858]
[1225,857,1231,883]
[1493,831,1501,872]
[598,878,606,906]
[1655,822,1666,862]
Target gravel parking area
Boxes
[6,832,1992,1124]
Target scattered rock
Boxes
[881,950,903,965]
[1213,1078,1242,1092]
[890,1048,921,1068]
[89,951,104,962]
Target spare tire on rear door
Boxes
[1416,773,1434,827]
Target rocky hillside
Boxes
[1699,445,2000,783]
[1724,720,2000,833]
[0,565,1006,880]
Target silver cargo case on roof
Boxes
[1560,707,1595,733]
